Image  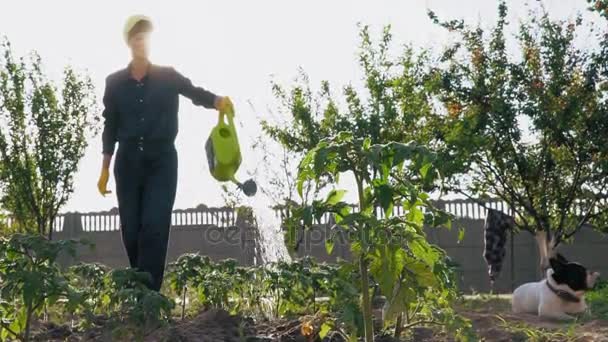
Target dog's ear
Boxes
[550,255,566,273]
[555,253,568,264]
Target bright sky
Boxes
[0,0,594,213]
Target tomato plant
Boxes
[101,268,175,339]
[0,234,87,342]
[284,133,472,341]
[67,262,109,327]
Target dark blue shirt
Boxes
[101,63,217,155]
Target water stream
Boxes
[243,191,291,264]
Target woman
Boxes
[96,15,232,291]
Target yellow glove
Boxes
[216,96,234,114]
[97,167,112,196]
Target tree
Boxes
[262,25,439,230]
[266,26,472,341]
[263,25,436,155]
[588,0,608,18]
[0,38,99,238]
[428,1,608,274]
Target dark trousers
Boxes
[114,140,178,291]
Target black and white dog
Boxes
[512,253,600,320]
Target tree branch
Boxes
[557,161,583,239]
[475,156,537,233]
[401,319,443,331]
[501,132,550,233]
[564,192,608,241]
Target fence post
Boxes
[55,212,82,268]
[236,208,256,266]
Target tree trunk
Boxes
[48,221,53,240]
[535,230,557,279]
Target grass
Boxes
[496,317,579,342]
[586,280,608,321]
[457,293,512,312]
[452,289,608,342]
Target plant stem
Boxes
[394,312,404,338]
[359,254,374,342]
[355,175,374,342]
[181,286,187,320]
[312,288,316,313]
[24,305,32,342]
[276,289,280,318]
[401,320,442,331]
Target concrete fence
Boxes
[52,205,260,269]
[46,200,608,294]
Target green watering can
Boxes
[205,106,257,197]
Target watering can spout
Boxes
[236,179,257,197]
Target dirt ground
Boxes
[416,295,608,342]
[30,295,608,342]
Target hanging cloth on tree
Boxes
[483,208,515,283]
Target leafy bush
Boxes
[0,234,87,342]
[103,269,175,328]
[587,284,608,320]
[282,133,474,341]
[166,254,360,322]
[67,264,175,339]
[166,255,259,317]
[66,262,109,327]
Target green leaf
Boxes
[351,241,362,255]
[297,171,307,199]
[297,150,316,197]
[420,162,432,179]
[458,228,465,243]
[22,272,42,308]
[406,205,425,226]
[362,186,374,214]
[391,142,416,167]
[303,206,313,227]
[385,287,416,321]
[369,245,406,298]
[407,259,437,288]
[11,308,26,336]
[410,239,440,267]
[334,205,352,224]
[336,131,354,142]
[1,326,9,341]
[314,147,331,177]
[325,236,335,255]
[319,322,332,339]
[325,189,346,205]
[376,183,394,216]
[286,222,298,251]
[363,137,372,150]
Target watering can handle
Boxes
[218,107,235,126]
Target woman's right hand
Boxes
[215,96,234,114]
[97,167,112,196]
